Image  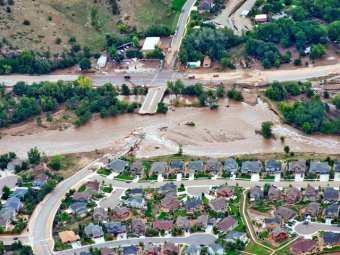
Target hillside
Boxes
[0,0,177,54]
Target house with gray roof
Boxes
[150,162,167,175]
[126,197,145,209]
[176,216,191,231]
[93,207,108,222]
[104,222,126,234]
[268,186,281,202]
[106,159,129,173]
[6,158,23,172]
[127,188,145,198]
[4,196,22,211]
[323,231,340,247]
[206,159,222,175]
[185,244,201,255]
[169,160,184,174]
[225,231,247,243]
[304,202,320,218]
[185,197,202,213]
[334,161,340,181]
[84,223,104,238]
[265,160,281,175]
[289,160,306,174]
[241,161,262,174]
[129,161,144,177]
[250,186,264,202]
[208,243,224,255]
[309,162,331,175]
[324,188,339,203]
[224,158,238,174]
[10,188,28,200]
[0,207,16,230]
[304,186,319,201]
[188,160,204,173]
[69,202,88,215]
[160,183,177,197]
[323,203,339,219]
[274,206,296,222]
[123,245,138,255]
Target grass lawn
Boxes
[234,215,245,232]
[171,0,187,11]
[115,173,134,180]
[226,251,238,255]
[144,201,153,218]
[102,186,113,193]
[229,204,239,215]
[58,212,70,222]
[158,212,168,220]
[323,246,340,252]
[97,168,111,176]
[202,196,209,205]
[78,184,86,192]
[173,210,186,219]
[22,182,33,188]
[244,241,271,255]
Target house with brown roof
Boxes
[196,214,209,229]
[59,230,80,243]
[176,216,191,231]
[217,216,238,233]
[72,190,92,202]
[86,181,100,192]
[250,186,264,202]
[304,186,318,201]
[163,242,179,255]
[32,173,49,187]
[153,220,173,231]
[161,195,180,212]
[93,207,108,222]
[203,56,211,68]
[101,247,116,255]
[210,197,228,212]
[285,187,301,204]
[274,206,296,222]
[130,161,144,177]
[113,206,131,220]
[206,159,222,175]
[269,227,288,242]
[33,162,50,174]
[303,202,320,218]
[216,185,234,198]
[289,160,306,180]
[268,186,282,202]
[131,219,146,235]
[143,245,161,255]
[290,237,317,255]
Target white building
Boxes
[95,56,107,70]
[142,37,161,54]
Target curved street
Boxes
[294,222,340,236]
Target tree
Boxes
[310,44,327,59]
[284,145,290,154]
[328,20,340,42]
[167,80,185,97]
[121,84,130,96]
[2,186,10,200]
[216,85,225,98]
[261,121,273,139]
[156,102,168,114]
[79,58,91,71]
[49,155,62,170]
[331,94,340,109]
[132,36,139,47]
[28,147,41,165]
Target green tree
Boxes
[284,145,290,154]
[310,44,327,59]
[156,102,168,114]
[49,155,62,171]
[216,85,225,98]
[328,20,340,42]
[330,94,340,109]
[261,121,273,139]
[2,186,10,200]
[79,58,91,71]
[28,147,41,165]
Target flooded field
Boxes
[0,99,339,158]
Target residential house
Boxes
[217,216,238,233]
[32,173,49,187]
[72,190,92,202]
[6,158,23,172]
[241,161,262,174]
[197,0,214,12]
[150,162,168,175]
[131,219,146,235]
[185,244,201,255]
[113,206,131,220]
[169,160,184,174]
[290,237,316,255]
[289,160,306,177]
[59,230,80,243]
[161,195,180,212]
[127,188,145,198]
[4,196,22,211]
[185,197,203,213]
[250,186,264,202]
[309,162,330,175]
[323,203,339,219]
[254,14,267,23]
[0,207,16,230]
[69,202,87,215]
[324,188,339,203]
[303,202,320,218]
[334,161,340,180]
[216,185,234,198]
[210,197,228,212]
[126,197,145,209]
[224,158,238,174]
[225,231,247,243]
[270,227,288,242]
[323,231,340,247]
[264,217,281,230]
[153,220,173,231]
[123,245,138,255]
[274,206,296,222]
[143,245,161,255]
[196,214,209,229]
[106,222,126,235]
[285,187,301,204]
[265,160,281,176]
[188,160,204,174]
[163,242,179,255]
[203,55,211,68]
[105,222,126,235]
[176,216,191,231]
[106,159,129,173]
[208,243,224,255]
[160,183,177,197]
[206,159,222,175]
[33,162,50,174]
[10,188,28,200]
[130,161,144,177]
[93,207,108,222]
[304,186,319,201]
[268,186,282,202]
[101,247,116,255]
[86,181,100,192]
[84,223,104,238]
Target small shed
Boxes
[96,56,107,70]
[142,37,161,54]
[255,14,267,23]
[187,61,201,69]
[203,56,212,68]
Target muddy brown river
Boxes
[0,99,339,158]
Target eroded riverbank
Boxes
[0,99,339,158]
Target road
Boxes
[0,175,18,194]
[56,233,216,255]
[139,87,166,114]
[294,222,340,236]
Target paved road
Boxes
[0,74,79,86]
[56,233,216,255]
[98,188,125,209]
[139,87,166,114]
[294,222,340,236]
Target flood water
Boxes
[0,99,339,158]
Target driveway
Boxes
[98,188,125,209]
[294,222,340,236]
[0,175,18,195]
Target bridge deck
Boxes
[139,87,166,115]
